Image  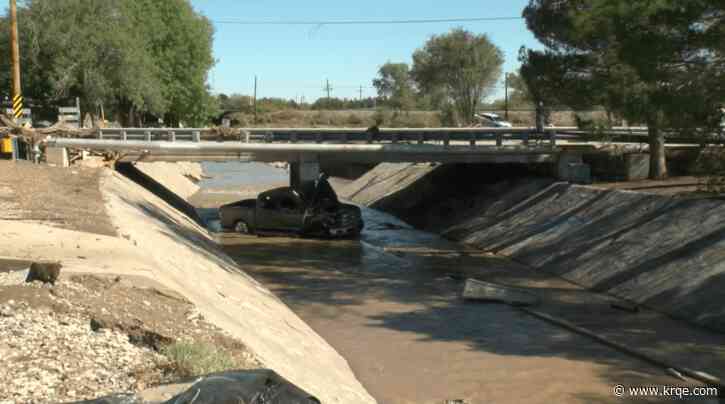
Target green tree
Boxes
[523,0,725,179]
[372,62,415,111]
[0,0,216,127]
[411,28,503,124]
[125,0,217,126]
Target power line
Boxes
[211,16,523,26]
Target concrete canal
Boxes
[190,162,723,404]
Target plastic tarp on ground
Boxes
[71,369,320,404]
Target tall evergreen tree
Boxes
[522,0,725,178]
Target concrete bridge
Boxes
[45,126,673,191]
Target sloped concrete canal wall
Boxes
[343,163,725,333]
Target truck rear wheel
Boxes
[234,221,250,234]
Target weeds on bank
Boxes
[161,342,237,377]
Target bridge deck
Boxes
[46,126,704,164]
[48,138,561,163]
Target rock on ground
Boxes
[0,265,258,404]
[0,299,163,404]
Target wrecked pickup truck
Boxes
[219,175,364,238]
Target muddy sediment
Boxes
[0,160,116,236]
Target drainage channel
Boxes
[186,162,720,403]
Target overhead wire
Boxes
[211,16,524,26]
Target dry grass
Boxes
[225,108,613,128]
[161,342,238,377]
[228,109,441,128]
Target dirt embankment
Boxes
[0,270,256,403]
[0,160,116,236]
[0,161,374,403]
[341,163,725,334]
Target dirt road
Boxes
[192,185,723,404]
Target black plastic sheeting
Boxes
[70,395,141,404]
[70,369,320,404]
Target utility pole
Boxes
[504,73,509,121]
[253,75,258,124]
[359,85,363,102]
[9,0,22,121]
[323,79,332,101]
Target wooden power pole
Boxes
[324,79,332,101]
[253,75,258,124]
[504,73,509,121]
[9,0,23,120]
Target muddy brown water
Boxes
[191,162,723,404]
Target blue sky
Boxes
[191,0,542,101]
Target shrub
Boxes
[372,110,389,127]
[345,113,364,126]
[271,109,303,123]
[440,104,459,127]
[161,342,237,377]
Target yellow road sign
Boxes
[12,94,23,119]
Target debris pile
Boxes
[0,270,258,404]
[0,299,164,403]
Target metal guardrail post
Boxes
[549,131,557,148]
[169,131,176,142]
[523,132,530,146]
[443,132,450,147]
[98,129,104,140]
[121,130,127,141]
[366,132,373,144]
[290,133,298,143]
[417,133,424,145]
[340,133,348,143]
[315,133,322,143]
[192,131,201,142]
[391,133,398,144]
[469,132,476,147]
[144,130,152,142]
[496,133,503,147]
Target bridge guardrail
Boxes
[92,126,717,147]
[96,127,565,147]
